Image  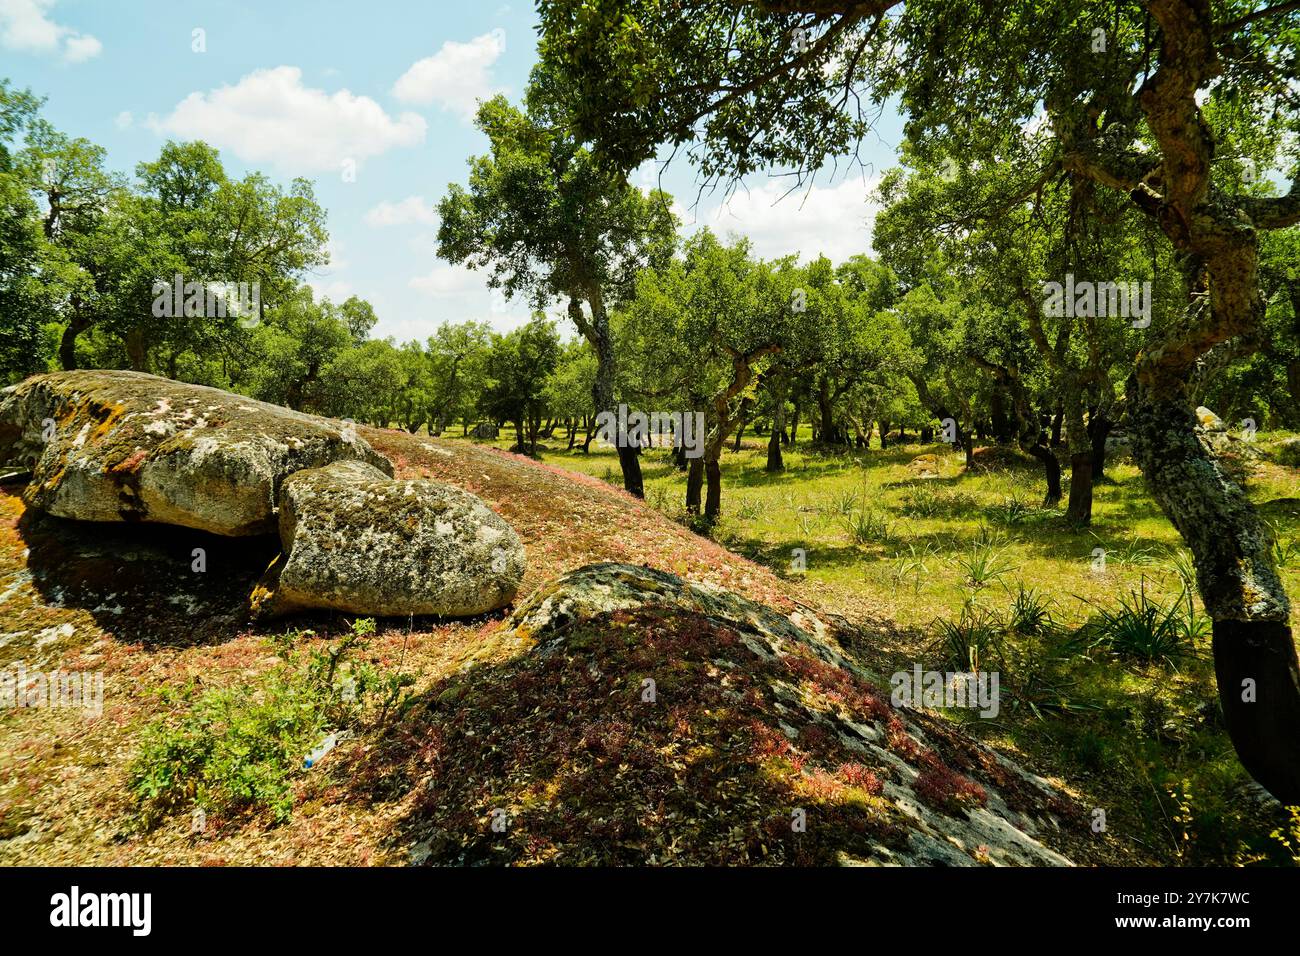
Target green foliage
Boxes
[1007,585,1054,637]
[129,619,413,827]
[934,604,1004,673]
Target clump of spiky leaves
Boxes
[1007,584,1055,637]
[955,541,1017,592]
[934,604,1006,673]
[1083,581,1204,668]
[843,507,891,544]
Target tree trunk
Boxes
[1066,452,1093,523]
[767,379,786,472]
[817,376,837,445]
[125,328,148,373]
[1131,381,1300,803]
[58,310,90,371]
[704,457,722,519]
[685,457,704,513]
[1065,397,1093,524]
[1029,445,1062,507]
[1089,410,1113,481]
[732,418,747,452]
[571,293,642,497]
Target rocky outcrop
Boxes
[908,453,941,478]
[0,370,392,536]
[1272,436,1300,467]
[251,461,525,618]
[403,562,1076,866]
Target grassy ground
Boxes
[444,425,1300,865]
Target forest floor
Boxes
[1,421,1297,865]
[446,424,1300,865]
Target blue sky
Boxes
[2,0,905,343]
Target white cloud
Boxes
[149,67,427,175]
[365,195,438,227]
[408,262,484,298]
[114,110,133,130]
[391,30,506,120]
[306,278,354,303]
[62,31,99,61]
[694,175,881,263]
[0,0,101,62]
[408,262,536,333]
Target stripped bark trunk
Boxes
[568,294,643,497]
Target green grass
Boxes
[441,425,1300,865]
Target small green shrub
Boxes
[1007,584,1054,636]
[899,484,977,518]
[129,618,413,827]
[825,488,860,517]
[985,495,1041,527]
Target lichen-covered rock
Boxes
[402,562,1076,866]
[251,460,525,618]
[908,453,941,478]
[1196,406,1224,430]
[1272,436,1300,467]
[0,370,392,536]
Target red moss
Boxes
[914,757,988,815]
[781,649,891,722]
[837,763,884,795]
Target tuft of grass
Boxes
[890,541,939,595]
[843,507,891,544]
[956,542,1017,592]
[1007,584,1055,636]
[985,495,1041,527]
[1083,582,1202,668]
[934,605,1005,673]
[826,487,861,516]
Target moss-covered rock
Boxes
[252,460,525,618]
[395,562,1076,866]
[0,370,392,536]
